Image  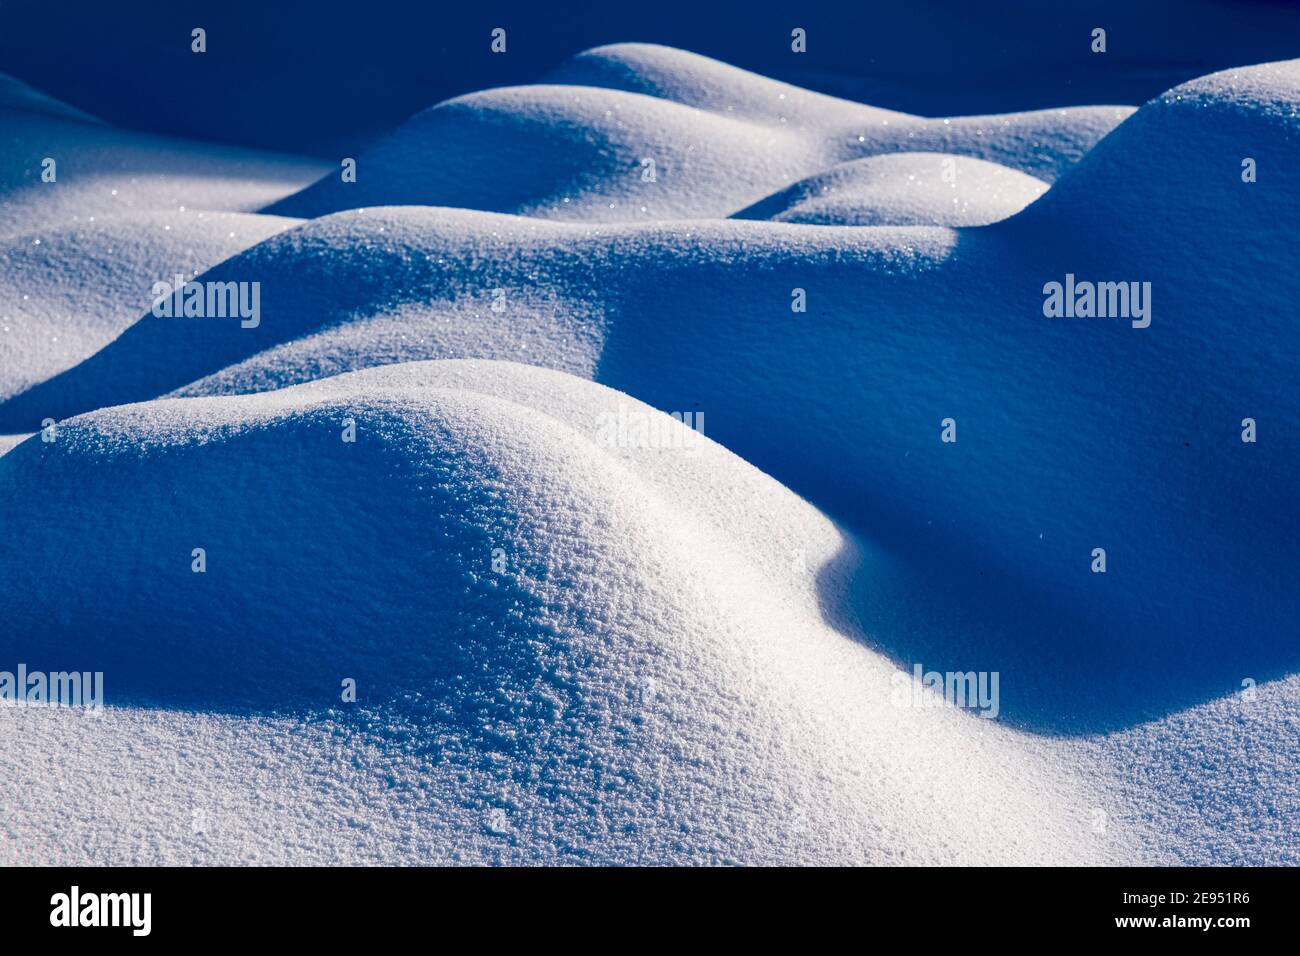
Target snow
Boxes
[0,73,105,127]
[1,360,1142,864]
[0,92,326,238]
[731,152,1048,225]
[0,42,1295,865]
[268,44,1131,222]
[0,211,300,402]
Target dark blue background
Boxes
[2,0,1299,155]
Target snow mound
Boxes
[268,44,1130,221]
[0,109,327,237]
[733,152,1047,225]
[0,211,300,401]
[1086,673,1300,866]
[1020,60,1300,261]
[546,42,912,126]
[0,359,1120,864]
[4,171,1294,735]
[1,44,1296,866]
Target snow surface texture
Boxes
[0,44,1295,865]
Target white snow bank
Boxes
[0,45,1294,867]
[0,212,300,401]
[1020,60,1300,263]
[3,161,1294,735]
[1085,673,1300,866]
[732,152,1047,225]
[0,108,327,237]
[0,359,1127,864]
[269,44,1130,221]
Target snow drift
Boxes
[0,360,1125,864]
[0,43,1296,865]
[268,44,1130,221]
